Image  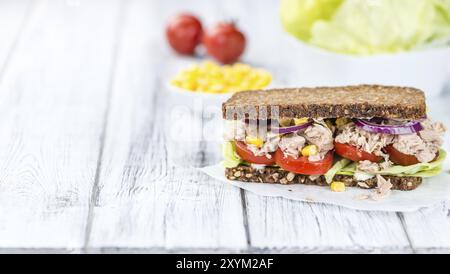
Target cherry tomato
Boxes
[166,13,203,55]
[203,22,246,64]
[235,141,275,165]
[334,142,383,163]
[384,145,420,166]
[274,149,333,175]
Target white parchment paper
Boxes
[201,164,450,212]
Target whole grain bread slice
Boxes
[222,85,426,120]
[225,165,421,191]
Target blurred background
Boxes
[166,0,450,95]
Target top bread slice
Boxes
[222,85,426,120]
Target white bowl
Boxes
[284,40,450,97]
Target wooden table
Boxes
[1,0,450,254]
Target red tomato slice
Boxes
[384,145,420,166]
[334,142,382,162]
[235,141,276,165]
[274,149,334,175]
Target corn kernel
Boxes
[245,136,264,148]
[255,76,271,88]
[181,81,196,91]
[294,117,309,125]
[330,181,346,192]
[301,145,318,156]
[336,118,350,127]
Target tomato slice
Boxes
[274,149,333,175]
[235,141,276,165]
[334,142,382,162]
[384,145,420,166]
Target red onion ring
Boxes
[353,119,423,135]
[271,121,312,134]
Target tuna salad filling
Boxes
[224,118,334,161]
[334,118,446,172]
[222,116,447,184]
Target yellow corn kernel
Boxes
[180,81,197,91]
[245,136,264,148]
[202,60,218,70]
[238,81,253,91]
[294,117,309,125]
[255,75,271,88]
[233,63,251,73]
[336,118,350,127]
[330,181,346,192]
[301,145,318,156]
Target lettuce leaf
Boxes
[337,149,447,177]
[280,0,343,40]
[325,158,350,184]
[222,140,446,180]
[280,0,450,55]
[221,141,242,168]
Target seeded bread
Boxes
[222,85,426,120]
[225,165,422,191]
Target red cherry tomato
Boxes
[334,142,383,162]
[203,22,246,64]
[274,149,333,175]
[166,13,202,55]
[384,145,420,166]
[235,141,275,165]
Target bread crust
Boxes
[225,165,422,191]
[222,85,426,120]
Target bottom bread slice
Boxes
[225,165,422,191]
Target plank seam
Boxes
[396,212,417,254]
[82,0,128,252]
[240,189,252,248]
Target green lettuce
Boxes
[336,149,447,177]
[325,158,350,184]
[280,0,450,55]
[221,141,242,168]
[280,0,343,40]
[222,140,446,180]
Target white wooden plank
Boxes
[0,0,122,248]
[0,0,31,74]
[244,194,411,252]
[87,0,247,250]
[400,202,450,251]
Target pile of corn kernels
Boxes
[170,61,272,94]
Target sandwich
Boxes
[221,85,446,195]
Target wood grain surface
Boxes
[0,0,449,253]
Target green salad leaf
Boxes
[324,158,350,184]
[336,149,447,177]
[221,141,242,168]
[280,0,450,55]
[221,140,446,181]
[280,0,343,40]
